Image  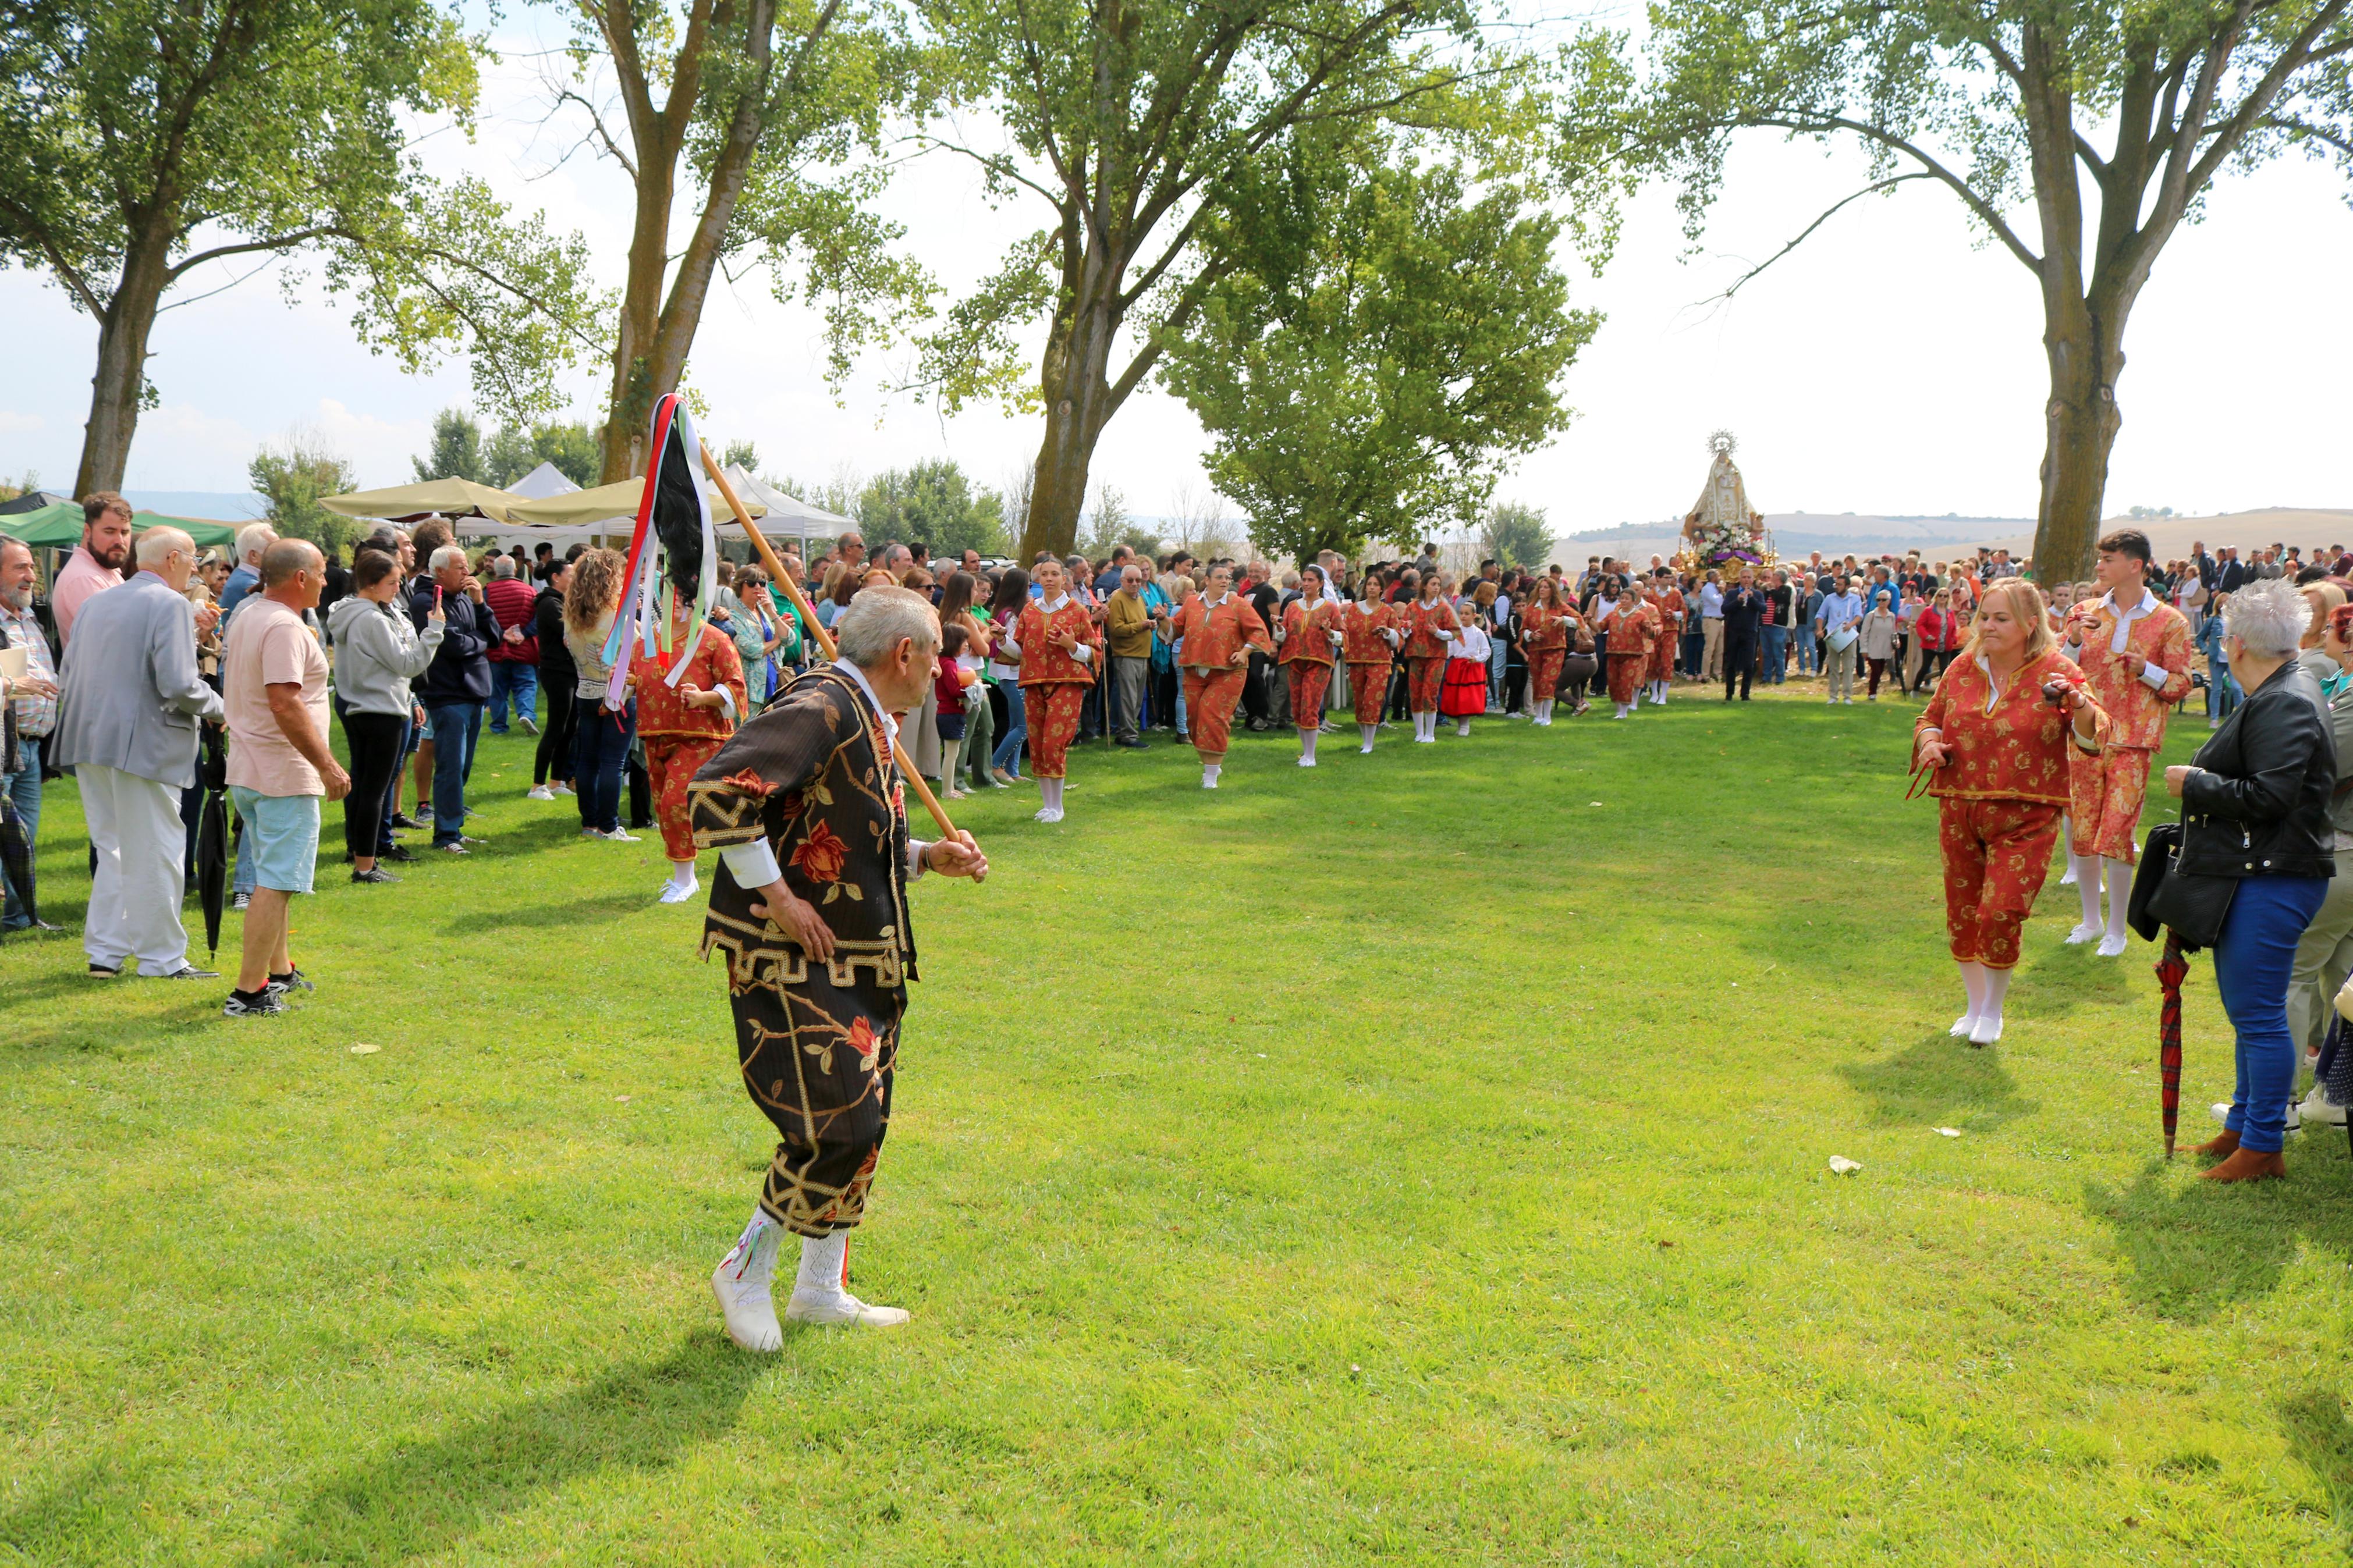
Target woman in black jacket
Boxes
[2167,577,2336,1181]
[528,557,578,799]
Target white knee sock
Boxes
[1359,724,1376,750]
[721,1206,781,1287]
[1202,763,1220,787]
[1040,777,1063,812]
[2103,857,2134,941]
[2073,854,2103,928]
[795,1229,847,1299]
[1956,959,1987,1029]
[668,859,697,889]
[1300,731,1317,762]
[1980,965,2011,1025]
[1456,717,1471,737]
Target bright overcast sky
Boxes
[3,6,2348,532]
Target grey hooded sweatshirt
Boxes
[328,594,444,717]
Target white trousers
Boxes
[79,764,190,973]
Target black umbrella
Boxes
[195,724,229,959]
[0,797,34,931]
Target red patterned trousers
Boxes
[645,735,725,861]
[1605,653,1645,706]
[1348,663,1389,724]
[1021,681,1087,778]
[1289,661,1331,730]
[1939,795,2063,969]
[1407,657,1446,713]
[1528,648,1564,699]
[1183,667,1248,760]
[2068,745,2153,863]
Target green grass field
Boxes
[8,682,2353,1565]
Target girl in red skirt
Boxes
[1440,620,1493,735]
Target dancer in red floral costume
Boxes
[1645,570,1685,705]
[631,596,747,904]
[1915,578,2109,1046]
[2057,527,2196,957]
[1520,576,1573,725]
[1400,574,1461,744]
[1162,562,1272,787]
[691,586,986,1343]
[1009,556,1101,823]
[1277,565,1343,766]
[1339,588,1400,752]
[1602,581,1657,719]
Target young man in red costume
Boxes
[1160,563,1272,787]
[1645,569,1685,705]
[2058,528,2196,957]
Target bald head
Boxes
[261,536,324,588]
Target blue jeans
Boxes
[2,735,40,926]
[2217,874,2332,1152]
[1760,625,1787,683]
[488,662,538,734]
[425,700,484,845]
[991,678,1027,776]
[1796,631,1818,673]
[572,696,635,834]
[1681,631,1703,677]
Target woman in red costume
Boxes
[1399,571,1461,744]
[1339,581,1401,753]
[1276,564,1344,767]
[1009,556,1100,823]
[631,593,748,905]
[1914,577,2108,1046]
[1162,562,1273,787]
[1602,577,1657,719]
[1520,575,1574,726]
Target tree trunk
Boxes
[2031,302,2125,586]
[1018,243,1128,563]
[598,181,680,484]
[73,226,175,497]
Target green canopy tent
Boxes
[0,502,239,550]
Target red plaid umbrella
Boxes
[2155,934,2188,1157]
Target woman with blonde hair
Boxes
[562,548,638,842]
[1914,578,2109,1045]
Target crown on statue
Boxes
[1708,429,1737,458]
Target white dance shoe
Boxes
[785,1289,911,1328]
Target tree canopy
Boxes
[0,0,605,494]
[1159,137,1591,565]
[1630,0,2353,578]
[857,459,1007,559]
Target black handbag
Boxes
[2128,821,2238,951]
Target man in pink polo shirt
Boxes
[51,492,134,644]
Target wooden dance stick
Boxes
[698,442,968,849]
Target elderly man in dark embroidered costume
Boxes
[691,586,986,1344]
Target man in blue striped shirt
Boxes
[1818,576,1864,703]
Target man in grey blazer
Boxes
[50,526,225,979]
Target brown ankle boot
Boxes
[2199,1147,2285,1182]
[2189,1129,2241,1158]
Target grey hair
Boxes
[833,584,941,667]
[2224,576,2308,658]
[235,522,278,563]
[134,526,193,568]
[429,545,468,573]
[490,554,516,578]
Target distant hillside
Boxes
[1553,506,2353,567]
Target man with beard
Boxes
[51,492,134,645]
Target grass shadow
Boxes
[441,890,647,937]
[1837,1031,2039,1131]
[2280,1386,2353,1549]
[254,1338,765,1566]
[2085,1146,2353,1322]
[0,1453,155,1568]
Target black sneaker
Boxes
[352,866,402,884]
[381,844,416,863]
[88,962,121,978]
[1117,736,1148,749]
[266,968,315,994]
[145,964,221,980]
[388,812,424,830]
[222,989,286,1018]
[232,893,250,911]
